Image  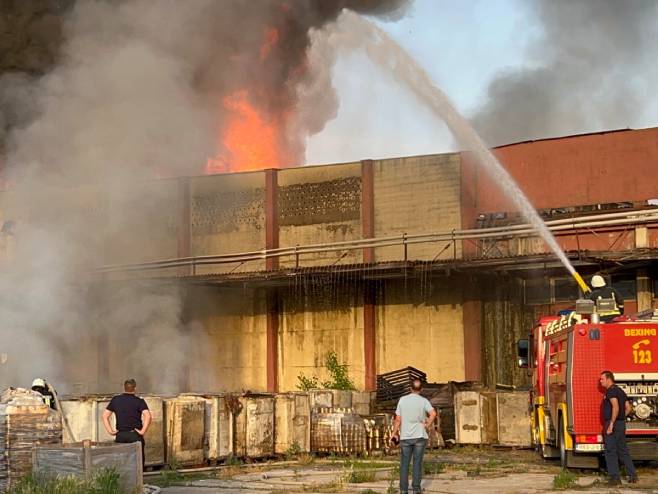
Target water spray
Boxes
[343,12,585,289]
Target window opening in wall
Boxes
[524,278,551,305]
[611,275,637,300]
[554,278,579,302]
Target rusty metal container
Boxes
[351,391,371,416]
[311,408,366,454]
[454,391,497,445]
[60,394,164,467]
[330,390,352,409]
[233,395,274,458]
[164,397,205,466]
[496,391,531,447]
[60,397,96,444]
[274,393,310,454]
[182,394,233,462]
[363,413,393,453]
[308,390,333,410]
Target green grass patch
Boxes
[345,469,377,483]
[423,461,446,475]
[9,468,120,494]
[552,469,578,490]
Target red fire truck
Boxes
[519,303,658,468]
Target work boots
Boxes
[605,477,622,486]
[627,475,639,484]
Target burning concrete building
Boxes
[2,125,656,395]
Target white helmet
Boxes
[31,378,46,388]
[591,275,606,288]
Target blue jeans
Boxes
[399,438,427,493]
[604,421,636,479]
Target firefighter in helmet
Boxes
[31,378,57,410]
[587,275,624,322]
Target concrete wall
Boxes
[107,180,178,266]
[277,284,364,391]
[185,286,267,392]
[278,162,362,268]
[375,278,466,382]
[374,153,462,262]
[190,171,265,274]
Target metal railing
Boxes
[97,209,658,274]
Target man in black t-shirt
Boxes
[102,379,151,468]
[599,370,637,486]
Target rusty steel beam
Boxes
[361,160,375,264]
[266,289,279,393]
[462,299,482,381]
[265,170,280,392]
[364,283,376,391]
[361,160,377,391]
[265,169,279,271]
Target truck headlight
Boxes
[635,403,652,420]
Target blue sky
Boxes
[306,0,539,164]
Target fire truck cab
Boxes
[519,302,658,468]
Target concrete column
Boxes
[361,160,376,391]
[636,268,653,312]
[364,284,376,391]
[462,299,483,382]
[361,160,375,264]
[266,289,279,393]
[177,177,191,276]
[265,169,279,270]
[264,169,280,392]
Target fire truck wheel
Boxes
[558,415,567,468]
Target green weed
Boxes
[552,469,577,490]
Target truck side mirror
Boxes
[517,339,529,368]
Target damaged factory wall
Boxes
[278,281,364,391]
[373,153,462,262]
[105,179,179,271]
[191,171,266,274]
[481,275,534,389]
[376,277,465,382]
[183,285,267,392]
[278,162,363,268]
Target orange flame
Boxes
[205,27,291,175]
[260,28,279,61]
[206,90,287,174]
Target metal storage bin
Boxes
[331,390,352,409]
[233,395,274,458]
[164,397,205,466]
[454,391,497,444]
[308,390,333,410]
[274,393,310,454]
[496,391,531,447]
[183,394,233,461]
[95,395,165,467]
[351,391,371,416]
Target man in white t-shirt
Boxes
[391,379,437,494]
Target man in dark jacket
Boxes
[600,370,637,486]
[102,379,151,468]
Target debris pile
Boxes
[0,388,62,492]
